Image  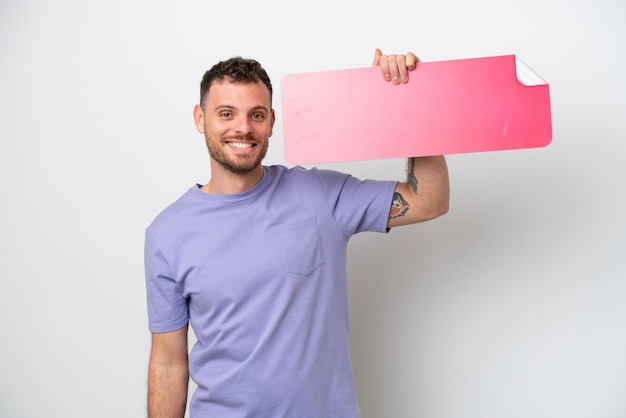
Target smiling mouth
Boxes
[227,141,255,149]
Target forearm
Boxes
[148,356,189,417]
[388,155,450,227]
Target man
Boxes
[145,49,449,417]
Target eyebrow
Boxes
[214,104,270,113]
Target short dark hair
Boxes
[199,57,273,108]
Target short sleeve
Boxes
[144,232,189,333]
[313,168,397,237]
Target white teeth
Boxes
[229,142,253,149]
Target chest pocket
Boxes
[275,217,324,276]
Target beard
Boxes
[206,134,269,175]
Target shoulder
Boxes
[145,186,199,237]
[265,164,395,198]
[265,164,350,185]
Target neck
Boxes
[201,163,264,195]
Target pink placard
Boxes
[280,55,552,165]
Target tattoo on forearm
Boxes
[389,192,410,219]
[408,158,418,194]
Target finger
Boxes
[374,49,392,82]
[386,54,401,84]
[395,55,410,84]
[406,52,420,71]
[378,53,392,82]
[372,48,383,66]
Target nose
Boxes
[234,115,253,135]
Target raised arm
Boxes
[148,324,190,418]
[387,156,449,227]
[373,49,450,227]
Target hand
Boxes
[373,48,420,84]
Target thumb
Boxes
[373,48,382,66]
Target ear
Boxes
[268,109,276,137]
[193,104,205,133]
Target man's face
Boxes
[194,80,275,175]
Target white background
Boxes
[1,1,624,417]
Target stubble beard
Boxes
[206,135,268,175]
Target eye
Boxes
[251,113,265,120]
[220,111,232,118]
